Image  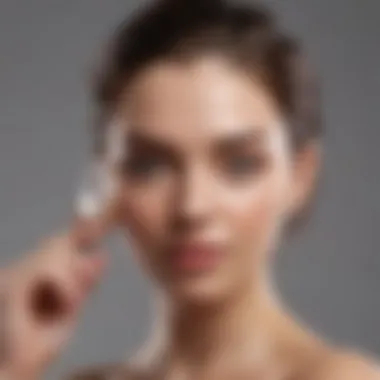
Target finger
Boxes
[69,217,109,254]
[11,259,84,327]
[13,233,106,327]
[25,271,83,326]
[70,250,107,293]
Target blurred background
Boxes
[0,0,379,378]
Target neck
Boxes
[176,285,275,359]
[134,278,294,378]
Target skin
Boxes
[1,56,379,380]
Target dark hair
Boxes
[92,0,322,156]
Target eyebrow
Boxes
[125,128,267,154]
[126,130,178,156]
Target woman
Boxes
[1,0,379,379]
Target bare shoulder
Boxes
[310,350,380,380]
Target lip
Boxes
[167,241,225,273]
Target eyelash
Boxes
[122,155,169,178]
[222,154,266,179]
[122,153,266,181]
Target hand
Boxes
[0,228,107,380]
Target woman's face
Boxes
[114,56,308,304]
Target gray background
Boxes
[0,1,379,379]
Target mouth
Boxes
[166,240,225,274]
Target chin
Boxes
[163,272,237,307]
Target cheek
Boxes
[118,182,172,252]
[223,171,289,255]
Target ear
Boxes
[287,140,322,219]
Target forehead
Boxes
[118,56,284,143]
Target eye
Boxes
[122,154,169,179]
[222,153,266,179]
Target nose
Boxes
[174,163,215,227]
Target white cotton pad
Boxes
[74,160,114,219]
[74,121,125,220]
